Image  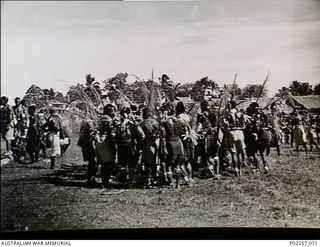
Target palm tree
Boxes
[190,76,218,102]
[289,81,314,96]
[86,74,95,86]
[275,86,290,98]
[43,88,50,101]
[49,88,56,100]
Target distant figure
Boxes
[176,101,194,184]
[115,107,144,188]
[1,96,15,156]
[37,109,48,158]
[94,104,117,188]
[12,97,28,138]
[292,111,308,156]
[140,108,159,188]
[78,120,96,186]
[161,104,184,189]
[26,104,40,163]
[307,116,320,151]
[44,107,62,169]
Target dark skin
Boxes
[1,98,8,106]
[46,109,61,169]
[14,98,21,107]
[21,100,27,108]
[1,97,13,153]
[26,107,39,163]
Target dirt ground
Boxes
[1,138,320,232]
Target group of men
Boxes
[1,94,319,190]
[77,98,320,189]
[0,96,69,169]
[78,102,195,189]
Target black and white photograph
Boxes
[1,0,320,238]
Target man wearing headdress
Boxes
[78,119,97,186]
[161,103,184,189]
[196,100,221,178]
[176,101,195,184]
[226,100,238,127]
[246,102,268,129]
[94,104,117,188]
[140,107,159,188]
[246,102,260,117]
[194,101,209,165]
[115,107,144,188]
[129,105,145,177]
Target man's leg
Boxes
[86,160,97,185]
[174,157,183,190]
[101,162,112,188]
[180,161,189,184]
[50,156,55,169]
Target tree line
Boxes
[22,73,320,108]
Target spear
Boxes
[256,70,270,103]
[214,87,228,144]
[151,68,154,82]
[231,73,237,100]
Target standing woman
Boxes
[44,107,62,169]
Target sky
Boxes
[1,0,320,102]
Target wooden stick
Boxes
[256,70,270,103]
[231,73,238,100]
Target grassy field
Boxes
[1,137,320,231]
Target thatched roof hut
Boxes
[176,96,194,105]
[236,97,295,114]
[290,95,320,112]
[236,98,272,111]
[48,100,68,109]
